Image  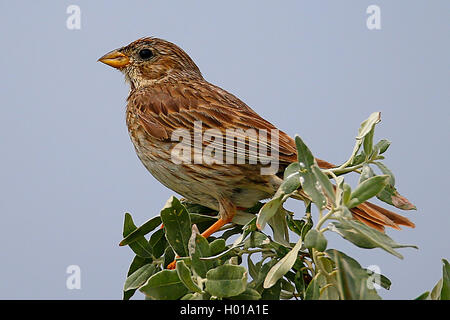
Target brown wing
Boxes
[127,79,333,170]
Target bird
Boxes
[98,37,414,257]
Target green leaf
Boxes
[149,228,167,259]
[263,238,303,289]
[125,254,152,277]
[282,279,296,296]
[199,244,239,262]
[176,260,202,293]
[301,211,314,240]
[205,265,248,298]
[373,162,395,186]
[326,249,381,300]
[319,283,340,300]
[330,219,418,259]
[359,164,375,185]
[441,259,450,300]
[122,212,136,238]
[244,202,265,214]
[120,216,162,246]
[358,163,416,210]
[188,232,213,278]
[311,165,336,203]
[160,196,192,257]
[257,163,305,231]
[377,184,417,210]
[122,213,153,258]
[244,231,270,249]
[346,112,381,165]
[261,279,281,300]
[294,269,307,299]
[306,258,337,300]
[228,288,261,300]
[347,175,390,208]
[181,292,211,300]
[182,201,217,214]
[350,151,366,166]
[295,135,315,167]
[232,211,256,225]
[283,162,300,179]
[209,238,226,256]
[139,269,188,300]
[415,291,430,300]
[220,226,243,241]
[247,256,259,281]
[124,264,156,291]
[365,269,392,290]
[256,197,282,230]
[431,279,443,300]
[304,229,327,252]
[304,272,326,300]
[163,246,175,269]
[268,208,290,246]
[123,255,153,300]
[299,169,328,210]
[286,216,305,237]
[374,139,391,154]
[189,213,218,224]
[295,135,327,210]
[363,127,375,157]
[251,260,278,290]
[356,112,381,140]
[342,183,352,206]
[280,165,302,195]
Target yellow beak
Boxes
[98,50,130,68]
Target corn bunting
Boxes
[98,37,414,245]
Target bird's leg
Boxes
[167,259,178,270]
[167,199,236,270]
[200,217,232,238]
[201,198,236,238]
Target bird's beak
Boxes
[98,49,130,68]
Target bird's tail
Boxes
[300,158,415,232]
[295,188,414,231]
[350,201,415,231]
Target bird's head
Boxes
[98,37,202,89]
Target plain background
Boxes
[0,1,448,299]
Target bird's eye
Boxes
[138,48,153,60]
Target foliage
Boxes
[119,112,446,300]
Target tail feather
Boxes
[295,188,414,232]
[362,201,415,228]
[351,212,386,232]
[354,203,400,229]
[350,201,415,231]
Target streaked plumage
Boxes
[99,37,414,235]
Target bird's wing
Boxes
[127,80,335,169]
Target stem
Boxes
[312,249,331,277]
[239,248,273,255]
[304,259,315,277]
[323,163,365,176]
[328,170,339,182]
[325,154,383,177]
[319,227,330,234]
[318,209,323,221]
[316,208,336,231]
[218,223,237,232]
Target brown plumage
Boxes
[99,37,414,240]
